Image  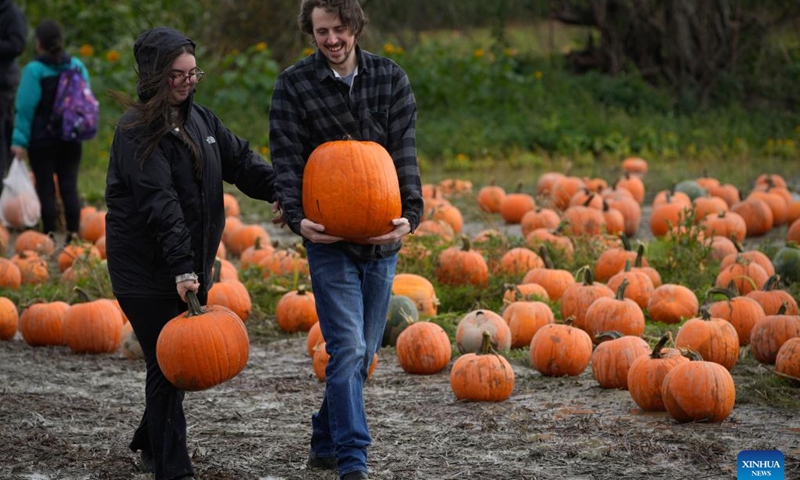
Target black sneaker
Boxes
[307,453,337,470]
[139,449,154,473]
[341,471,369,480]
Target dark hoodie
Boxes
[0,0,27,90]
[105,27,276,299]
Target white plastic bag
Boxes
[0,157,41,228]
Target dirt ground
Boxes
[1,332,798,480]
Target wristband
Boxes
[175,272,198,283]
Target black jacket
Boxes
[0,0,26,91]
[105,98,276,298]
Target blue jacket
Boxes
[13,53,91,148]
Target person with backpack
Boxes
[0,0,27,196]
[11,19,92,243]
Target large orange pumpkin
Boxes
[775,337,800,380]
[302,139,401,241]
[62,298,124,354]
[707,286,765,346]
[395,321,452,374]
[157,291,249,391]
[450,331,515,402]
[19,301,70,346]
[529,321,593,376]
[674,308,740,371]
[647,283,699,324]
[661,355,736,423]
[590,331,650,390]
[0,297,18,341]
[275,286,318,333]
[627,333,689,411]
[502,301,554,349]
[0,258,21,290]
[392,273,439,318]
[749,306,800,365]
[435,237,489,288]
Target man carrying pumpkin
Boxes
[269,1,423,479]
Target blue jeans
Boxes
[306,242,397,477]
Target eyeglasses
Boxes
[170,68,204,84]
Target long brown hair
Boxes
[109,44,201,173]
[298,0,368,40]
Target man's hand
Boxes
[300,218,343,244]
[367,218,411,245]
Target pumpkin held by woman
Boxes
[156,291,249,391]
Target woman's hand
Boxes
[176,278,200,302]
[271,201,286,228]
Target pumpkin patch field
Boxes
[2,160,800,479]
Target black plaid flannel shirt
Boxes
[269,47,423,260]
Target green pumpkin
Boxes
[773,243,800,284]
[674,180,708,201]
[382,295,419,347]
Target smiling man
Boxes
[268,1,423,480]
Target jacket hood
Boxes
[133,27,195,101]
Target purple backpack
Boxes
[50,66,99,141]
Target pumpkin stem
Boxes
[538,245,554,270]
[577,265,594,285]
[478,330,498,356]
[635,243,646,268]
[620,233,631,251]
[73,286,92,303]
[705,286,734,301]
[678,347,704,361]
[649,332,672,359]
[763,274,781,291]
[212,258,222,283]
[615,278,629,300]
[460,235,473,252]
[185,290,204,317]
[595,330,624,342]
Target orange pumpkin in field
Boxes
[302,139,401,241]
[275,286,318,333]
[392,273,439,318]
[476,181,506,213]
[621,157,648,175]
[0,297,18,341]
[0,258,21,290]
[435,238,489,288]
[79,210,106,243]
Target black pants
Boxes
[118,295,203,480]
[28,141,82,235]
[0,90,15,196]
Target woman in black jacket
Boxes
[105,27,277,480]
